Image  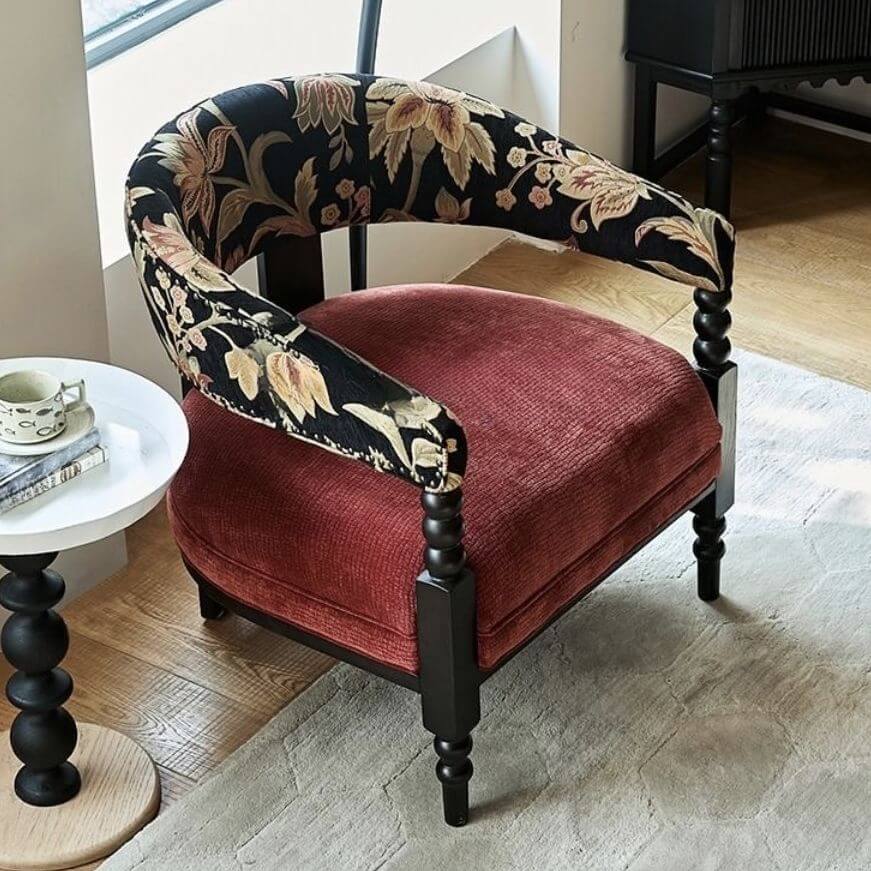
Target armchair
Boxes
[126,73,736,827]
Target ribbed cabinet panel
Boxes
[741,0,871,69]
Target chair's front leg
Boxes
[692,286,737,602]
[416,488,480,827]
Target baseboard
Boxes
[766,94,871,144]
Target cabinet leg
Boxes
[632,65,658,178]
[706,99,735,219]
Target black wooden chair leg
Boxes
[198,584,226,620]
[434,735,473,826]
[693,499,726,601]
[692,258,736,604]
[416,488,480,827]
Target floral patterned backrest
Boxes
[126,73,735,494]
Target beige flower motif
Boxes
[542,140,561,156]
[555,153,651,229]
[515,121,537,137]
[166,314,181,337]
[179,305,195,324]
[528,185,553,209]
[321,204,341,226]
[367,78,504,190]
[552,164,571,183]
[354,186,371,218]
[224,347,260,400]
[507,147,527,168]
[335,179,356,199]
[152,107,234,228]
[293,74,358,134]
[141,214,235,290]
[188,328,207,350]
[495,189,517,211]
[266,351,336,423]
[156,268,171,290]
[535,162,552,183]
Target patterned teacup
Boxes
[0,370,87,444]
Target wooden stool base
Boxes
[0,724,160,871]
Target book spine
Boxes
[0,447,107,513]
[0,427,100,500]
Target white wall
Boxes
[1,5,110,361]
[0,3,126,598]
[558,0,709,166]
[91,2,565,397]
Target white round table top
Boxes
[0,358,188,555]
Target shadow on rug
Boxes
[104,350,871,871]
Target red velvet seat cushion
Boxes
[168,284,721,674]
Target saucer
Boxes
[0,403,96,457]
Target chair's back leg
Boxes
[692,286,737,601]
[416,488,480,826]
[257,235,325,314]
[349,0,382,291]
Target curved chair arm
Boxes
[362,77,735,295]
[126,186,466,493]
[126,73,735,496]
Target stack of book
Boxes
[0,428,107,514]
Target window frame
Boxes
[84,0,224,68]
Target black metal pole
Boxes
[350,0,382,291]
[0,552,81,806]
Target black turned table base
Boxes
[0,553,160,871]
[0,553,79,807]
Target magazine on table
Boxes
[0,427,107,514]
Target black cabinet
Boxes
[626,0,871,217]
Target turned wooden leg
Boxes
[0,553,80,806]
[692,280,737,602]
[198,584,226,620]
[434,735,473,826]
[416,488,480,827]
[705,99,735,219]
[693,500,726,601]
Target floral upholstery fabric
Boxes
[125,73,735,493]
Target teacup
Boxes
[0,371,87,445]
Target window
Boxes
[83,0,223,68]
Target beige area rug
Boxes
[104,350,871,870]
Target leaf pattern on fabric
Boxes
[635,209,734,293]
[225,347,260,400]
[125,73,735,493]
[266,351,336,424]
[367,79,503,207]
[343,403,413,470]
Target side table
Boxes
[0,357,188,871]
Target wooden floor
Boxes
[2,116,870,868]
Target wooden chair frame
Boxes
[183,232,737,827]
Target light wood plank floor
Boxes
[1,116,869,868]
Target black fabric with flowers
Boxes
[125,74,735,493]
